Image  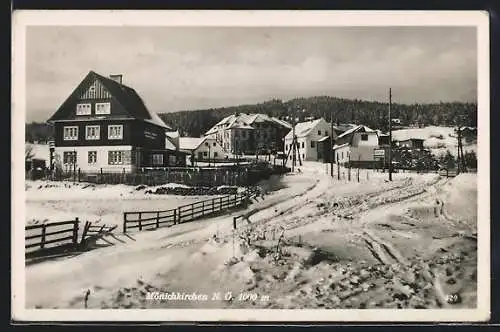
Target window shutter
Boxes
[108,151,113,165]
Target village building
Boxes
[47,71,186,173]
[333,125,379,167]
[284,118,337,162]
[179,137,226,164]
[204,113,292,155]
[396,138,425,149]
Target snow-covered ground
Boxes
[392,126,477,157]
[25,181,221,228]
[25,162,477,310]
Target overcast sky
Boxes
[25,26,477,122]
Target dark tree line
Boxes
[25,96,477,142]
[159,96,477,137]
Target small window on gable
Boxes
[213,142,216,147]
[318,130,321,135]
[85,125,100,140]
[95,102,111,115]
[76,103,91,115]
[108,125,123,140]
[311,141,316,148]
[63,126,78,140]
[361,134,368,141]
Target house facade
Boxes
[333,125,379,167]
[179,137,226,164]
[204,113,291,155]
[47,71,185,173]
[283,118,336,162]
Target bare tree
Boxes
[25,144,35,162]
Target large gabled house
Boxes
[284,118,336,162]
[47,71,186,173]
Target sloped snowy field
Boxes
[25,163,477,310]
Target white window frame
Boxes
[63,126,79,141]
[152,154,164,166]
[88,151,97,164]
[85,125,100,140]
[76,103,91,116]
[108,151,124,165]
[63,151,77,165]
[95,102,111,115]
[108,125,123,140]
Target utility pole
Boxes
[330,109,334,177]
[388,88,393,181]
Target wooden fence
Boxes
[123,192,251,233]
[26,218,117,257]
[25,219,79,253]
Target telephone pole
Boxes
[388,88,393,181]
[291,107,296,172]
[330,109,334,177]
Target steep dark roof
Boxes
[48,71,170,129]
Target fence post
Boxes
[173,209,177,225]
[357,167,360,182]
[100,168,103,184]
[202,200,205,217]
[123,213,127,233]
[177,208,181,224]
[156,211,160,229]
[212,197,215,213]
[191,203,194,221]
[73,217,79,247]
[138,212,142,231]
[40,223,46,249]
[78,168,81,182]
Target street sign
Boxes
[373,149,385,158]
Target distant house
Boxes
[333,125,379,167]
[179,137,226,164]
[204,113,291,155]
[397,138,425,149]
[47,71,186,173]
[284,118,337,162]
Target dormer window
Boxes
[96,102,111,115]
[76,103,91,115]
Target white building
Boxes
[333,125,379,166]
[179,137,226,163]
[283,118,336,162]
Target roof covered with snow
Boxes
[285,118,325,139]
[179,137,205,151]
[204,113,292,135]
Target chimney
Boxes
[109,74,123,84]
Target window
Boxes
[108,125,123,140]
[205,142,209,147]
[341,151,344,159]
[214,152,218,157]
[88,151,97,164]
[108,151,124,165]
[203,151,208,157]
[85,125,100,140]
[361,134,368,141]
[152,154,163,166]
[311,141,316,148]
[63,151,77,165]
[301,142,305,149]
[302,154,305,160]
[63,126,78,140]
[95,102,111,115]
[213,142,216,147]
[76,103,91,115]
[318,130,321,135]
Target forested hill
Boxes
[25,96,477,142]
[158,96,477,137]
